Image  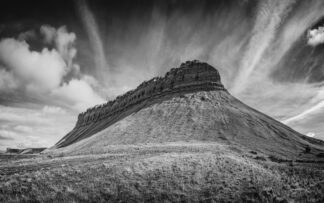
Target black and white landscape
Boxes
[0,0,324,202]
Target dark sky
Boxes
[0,0,256,75]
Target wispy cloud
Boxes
[282,85,324,126]
[75,0,108,83]
[231,0,295,94]
[283,100,324,124]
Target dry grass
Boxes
[1,142,323,202]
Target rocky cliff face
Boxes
[56,60,226,148]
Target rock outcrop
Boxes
[6,148,46,154]
[56,60,226,148]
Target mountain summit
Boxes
[54,60,324,159]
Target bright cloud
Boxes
[40,25,57,44]
[0,26,104,112]
[307,26,324,46]
[0,68,18,91]
[14,125,34,133]
[0,38,66,92]
[52,79,105,111]
[306,132,315,137]
[0,25,106,149]
[42,105,66,114]
[40,25,77,69]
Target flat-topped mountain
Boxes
[55,60,225,148]
[54,60,324,160]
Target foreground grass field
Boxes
[0,142,323,202]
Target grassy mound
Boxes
[1,143,323,202]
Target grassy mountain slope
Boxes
[49,90,324,160]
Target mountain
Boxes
[53,60,324,159]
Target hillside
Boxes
[50,89,324,160]
[3,142,324,202]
